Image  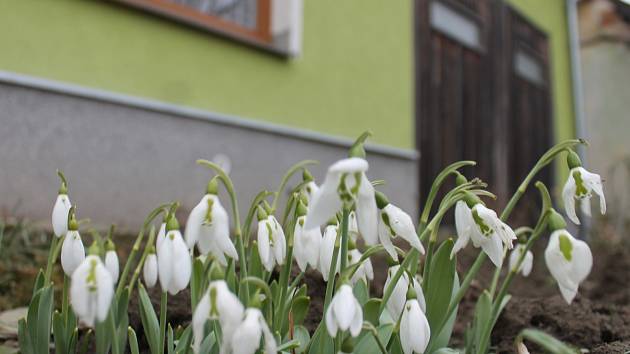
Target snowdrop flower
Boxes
[61,209,85,276]
[325,284,363,338]
[305,153,378,245]
[376,192,425,261]
[70,254,114,327]
[383,265,426,320]
[451,199,517,267]
[400,295,431,354]
[192,280,244,354]
[143,248,158,288]
[319,223,340,281]
[348,249,373,285]
[230,308,277,354]
[256,206,286,272]
[509,244,533,277]
[104,239,119,284]
[545,228,592,304]
[562,164,606,225]
[52,172,71,238]
[158,214,191,295]
[293,202,322,271]
[185,178,238,266]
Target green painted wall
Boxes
[0,0,414,148]
[507,0,576,183]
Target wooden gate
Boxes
[415,0,552,224]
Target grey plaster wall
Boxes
[0,75,418,232]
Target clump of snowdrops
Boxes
[17,132,604,354]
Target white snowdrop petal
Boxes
[378,220,398,260]
[481,233,504,268]
[143,254,158,288]
[231,310,261,354]
[325,301,338,337]
[192,293,210,354]
[522,250,534,277]
[562,175,580,225]
[52,194,71,237]
[157,236,174,293]
[329,157,369,173]
[156,223,166,253]
[105,250,120,284]
[257,220,272,267]
[332,285,356,330]
[171,233,192,294]
[349,300,363,337]
[305,176,342,230]
[95,265,114,322]
[185,196,208,249]
[357,174,378,245]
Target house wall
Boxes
[0,0,414,148]
[0,76,417,231]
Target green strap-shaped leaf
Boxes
[190,257,205,310]
[175,325,193,354]
[353,280,369,306]
[18,318,33,354]
[517,328,578,354]
[138,285,160,354]
[128,327,140,354]
[425,239,456,336]
[36,285,54,354]
[53,311,67,354]
[292,325,310,354]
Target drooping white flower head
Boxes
[70,255,114,328]
[185,185,238,266]
[143,251,158,288]
[61,212,86,277]
[348,249,374,285]
[293,215,322,272]
[192,280,244,354]
[158,215,191,295]
[305,157,378,245]
[451,201,516,267]
[509,244,533,277]
[377,193,425,261]
[544,229,592,304]
[325,284,363,338]
[562,166,606,225]
[257,210,287,272]
[52,195,71,238]
[383,265,426,321]
[52,171,71,238]
[104,248,120,284]
[319,224,340,281]
[230,308,277,354]
[400,298,431,354]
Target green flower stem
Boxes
[196,160,249,302]
[323,226,342,311]
[242,191,273,246]
[271,160,318,212]
[499,139,584,221]
[379,249,416,314]
[45,235,60,283]
[419,161,476,230]
[273,202,297,333]
[476,182,552,354]
[339,208,350,275]
[127,225,157,294]
[342,245,384,280]
[158,292,168,354]
[488,246,508,297]
[62,275,70,324]
[363,322,388,354]
[117,204,169,296]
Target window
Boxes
[113,0,303,56]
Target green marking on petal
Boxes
[209,287,219,317]
[204,198,214,225]
[558,234,573,261]
[87,258,98,292]
[573,170,589,198]
[381,212,396,238]
[265,222,275,244]
[472,209,492,236]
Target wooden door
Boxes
[415,0,553,224]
